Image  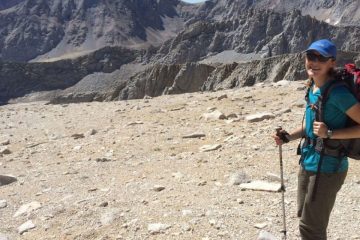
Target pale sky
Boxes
[182,0,206,3]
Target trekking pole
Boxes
[276,127,287,240]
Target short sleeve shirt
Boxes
[302,82,358,173]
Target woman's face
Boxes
[305,51,336,79]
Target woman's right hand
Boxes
[272,129,290,145]
[272,134,284,146]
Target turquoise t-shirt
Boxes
[301,82,358,173]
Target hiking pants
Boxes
[297,166,347,240]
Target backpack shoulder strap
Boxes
[317,79,349,122]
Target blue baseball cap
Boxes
[306,39,337,59]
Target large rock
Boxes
[0,175,17,187]
[202,110,227,121]
[18,220,36,235]
[257,230,278,240]
[240,180,281,192]
[148,223,171,234]
[245,113,275,123]
[13,202,42,218]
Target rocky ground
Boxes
[1,81,360,240]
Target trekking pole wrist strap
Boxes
[278,131,290,143]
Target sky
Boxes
[181,0,207,3]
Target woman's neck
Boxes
[312,75,330,88]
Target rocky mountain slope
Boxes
[0,0,23,10]
[1,0,360,105]
[151,9,360,64]
[198,0,360,26]
[0,0,194,62]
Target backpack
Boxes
[304,63,360,160]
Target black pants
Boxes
[297,166,347,240]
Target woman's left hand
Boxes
[313,121,328,138]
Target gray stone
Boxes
[152,185,165,192]
[96,158,112,163]
[293,99,306,108]
[266,172,288,183]
[100,208,121,226]
[228,172,249,185]
[199,144,222,152]
[223,135,240,143]
[126,121,144,126]
[217,94,228,100]
[71,133,85,139]
[182,132,206,139]
[240,180,281,192]
[18,220,36,235]
[274,108,291,116]
[0,175,17,187]
[0,139,10,146]
[226,113,238,119]
[14,201,42,217]
[87,129,97,136]
[254,222,268,229]
[274,80,290,86]
[181,223,192,232]
[148,223,171,234]
[0,147,11,155]
[257,230,278,240]
[0,200,7,208]
[182,209,193,216]
[245,113,275,123]
[0,233,9,240]
[202,110,226,120]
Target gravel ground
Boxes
[1,80,359,240]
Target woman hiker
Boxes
[273,39,360,239]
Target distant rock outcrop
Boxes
[198,0,360,27]
[151,9,360,64]
[0,47,140,104]
[0,0,23,10]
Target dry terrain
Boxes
[1,81,359,240]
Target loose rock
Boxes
[71,133,85,139]
[228,172,249,185]
[18,220,36,235]
[240,181,281,192]
[0,147,11,155]
[199,144,222,152]
[14,201,42,217]
[217,94,228,100]
[254,222,268,229]
[100,208,121,226]
[0,200,7,208]
[182,132,206,139]
[202,110,226,120]
[0,233,9,240]
[148,223,171,234]
[245,113,275,122]
[257,230,278,240]
[152,185,165,192]
[0,139,10,146]
[0,175,17,187]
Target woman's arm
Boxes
[288,126,306,141]
[313,103,360,139]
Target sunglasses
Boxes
[305,52,334,63]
